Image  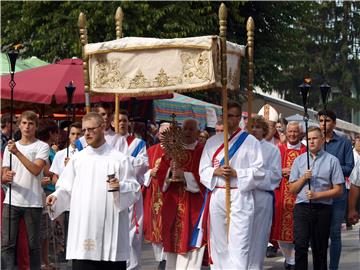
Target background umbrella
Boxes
[1,58,114,104]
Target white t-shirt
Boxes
[2,139,49,207]
[50,145,78,176]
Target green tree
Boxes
[1,1,359,122]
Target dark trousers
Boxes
[1,204,42,270]
[294,203,332,270]
[73,259,126,270]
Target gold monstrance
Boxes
[160,114,186,182]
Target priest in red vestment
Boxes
[142,123,170,267]
[157,118,206,270]
[270,121,306,269]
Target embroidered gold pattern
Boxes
[93,58,126,89]
[83,239,96,251]
[228,67,240,88]
[280,149,300,241]
[181,53,210,83]
[173,186,186,252]
[129,70,151,88]
[151,184,163,242]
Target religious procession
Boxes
[1,1,360,270]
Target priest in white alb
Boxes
[46,112,140,270]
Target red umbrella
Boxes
[1,58,172,104]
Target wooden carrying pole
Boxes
[78,12,91,113]
[114,7,124,133]
[246,17,255,132]
[219,3,231,237]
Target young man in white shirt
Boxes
[50,122,82,182]
[1,111,50,269]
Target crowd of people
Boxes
[0,101,359,270]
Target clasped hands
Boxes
[214,165,237,178]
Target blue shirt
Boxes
[289,150,344,205]
[324,132,354,178]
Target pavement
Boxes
[141,223,360,270]
[54,223,359,269]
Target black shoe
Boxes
[157,260,166,270]
[284,261,295,270]
[266,246,278,258]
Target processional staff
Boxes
[246,17,255,132]
[218,3,231,238]
[78,12,90,113]
[299,80,311,195]
[7,46,19,241]
[114,7,124,134]
[320,83,331,150]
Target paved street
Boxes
[55,223,359,269]
[141,223,360,270]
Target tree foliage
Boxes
[1,1,359,122]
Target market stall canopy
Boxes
[84,36,246,96]
[154,93,222,129]
[1,58,171,104]
[1,53,49,75]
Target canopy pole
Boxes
[78,12,90,113]
[114,7,124,134]
[246,17,255,132]
[219,3,230,239]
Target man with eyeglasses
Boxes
[198,101,264,268]
[78,102,117,148]
[46,112,140,270]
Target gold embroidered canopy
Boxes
[83,36,245,96]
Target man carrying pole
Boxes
[289,126,344,270]
[1,111,50,269]
[198,101,264,269]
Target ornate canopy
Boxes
[84,36,245,96]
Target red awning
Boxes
[1,58,172,104]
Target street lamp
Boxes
[299,82,311,195]
[65,81,76,157]
[7,47,19,241]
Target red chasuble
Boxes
[270,143,306,242]
[157,143,205,254]
[142,143,167,244]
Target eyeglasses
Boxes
[81,124,102,134]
